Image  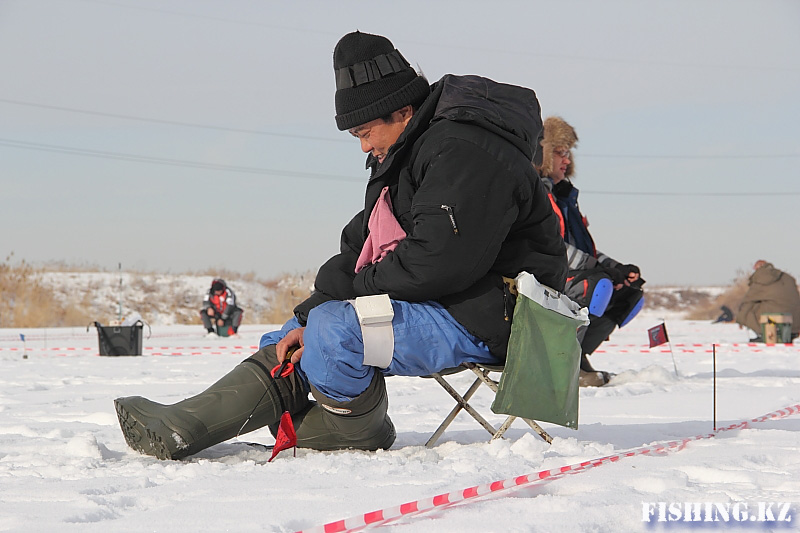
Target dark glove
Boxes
[618,264,640,279]
[620,264,646,288]
[603,266,625,286]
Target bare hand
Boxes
[216,318,224,326]
[206,308,215,316]
[277,327,305,364]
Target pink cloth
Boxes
[355,186,407,273]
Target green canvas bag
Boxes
[491,272,589,429]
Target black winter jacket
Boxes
[295,74,567,358]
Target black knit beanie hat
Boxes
[333,31,430,131]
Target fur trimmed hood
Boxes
[537,116,578,179]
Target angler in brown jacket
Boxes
[737,260,800,339]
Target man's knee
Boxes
[305,301,362,356]
[301,301,373,400]
[565,270,614,316]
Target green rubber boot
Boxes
[272,370,396,451]
[114,345,308,460]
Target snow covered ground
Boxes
[1,309,798,532]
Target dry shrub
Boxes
[0,254,92,327]
[252,271,315,324]
[125,273,195,324]
[166,282,204,325]
[646,288,715,311]
[685,271,750,320]
[2,255,319,328]
[39,259,106,272]
[187,267,259,283]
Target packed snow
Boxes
[1,308,799,532]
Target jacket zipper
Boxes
[441,205,459,235]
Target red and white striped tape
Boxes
[0,345,259,356]
[3,342,795,356]
[601,343,792,347]
[297,404,800,533]
[6,343,795,355]
[593,342,800,354]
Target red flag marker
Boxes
[648,322,678,376]
[269,411,297,462]
[648,322,669,348]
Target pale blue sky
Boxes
[2,0,799,286]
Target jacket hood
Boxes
[751,262,783,285]
[365,74,543,176]
[538,116,578,180]
[430,75,543,161]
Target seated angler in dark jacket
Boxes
[114,31,567,460]
[199,278,243,338]
[536,116,645,387]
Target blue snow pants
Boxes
[259,300,499,402]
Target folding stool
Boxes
[425,362,552,447]
[424,272,587,448]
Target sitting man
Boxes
[536,116,645,387]
[736,260,800,341]
[200,278,243,338]
[114,31,567,460]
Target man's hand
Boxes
[216,318,224,326]
[619,264,641,285]
[604,264,641,289]
[206,308,215,316]
[277,327,305,364]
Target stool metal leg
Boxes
[425,373,498,447]
[464,363,553,444]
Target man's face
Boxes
[348,107,413,164]
[549,147,572,184]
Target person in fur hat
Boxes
[537,116,645,387]
[114,31,567,460]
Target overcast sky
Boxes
[2,0,799,286]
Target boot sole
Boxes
[115,399,186,460]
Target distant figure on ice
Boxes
[200,278,243,338]
[114,30,567,460]
[713,305,734,323]
[736,260,800,342]
[536,116,645,387]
